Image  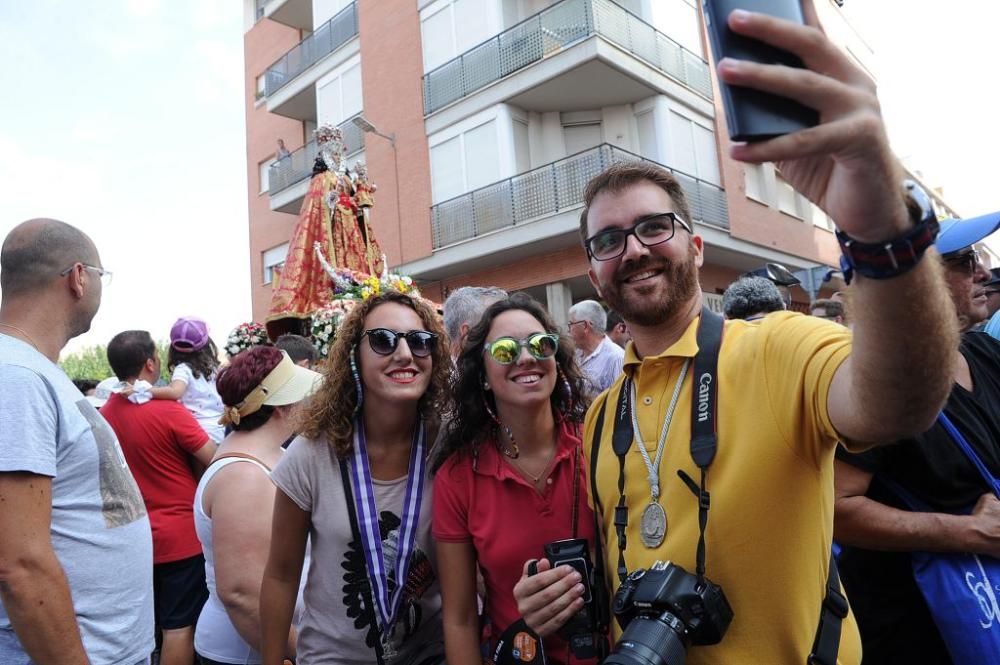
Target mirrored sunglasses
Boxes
[361,328,438,358]
[484,333,559,364]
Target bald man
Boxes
[0,220,154,664]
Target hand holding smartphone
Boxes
[703,0,819,142]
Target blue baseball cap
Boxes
[936,212,1000,256]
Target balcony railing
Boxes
[422,0,712,115]
[268,114,365,196]
[430,143,728,249]
[264,2,358,97]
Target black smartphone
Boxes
[544,538,593,603]
[703,0,819,142]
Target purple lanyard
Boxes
[348,417,426,636]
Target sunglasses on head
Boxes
[361,328,438,358]
[484,333,559,364]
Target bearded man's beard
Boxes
[599,243,699,327]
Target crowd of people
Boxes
[3,4,1000,665]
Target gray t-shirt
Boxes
[271,436,443,665]
[0,334,154,664]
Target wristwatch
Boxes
[837,179,939,284]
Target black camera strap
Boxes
[606,306,723,584]
[589,395,612,656]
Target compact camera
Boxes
[528,538,604,659]
[604,560,733,665]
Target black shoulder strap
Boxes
[690,307,723,468]
[809,554,849,665]
[338,455,386,665]
[588,395,611,654]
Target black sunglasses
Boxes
[360,328,438,358]
[942,249,982,275]
[584,212,692,261]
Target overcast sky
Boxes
[0,0,996,357]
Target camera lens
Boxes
[603,614,688,665]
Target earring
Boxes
[483,381,490,391]
[558,367,573,399]
[483,394,518,458]
[350,346,363,417]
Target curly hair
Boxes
[295,290,451,458]
[432,292,589,473]
[168,338,220,380]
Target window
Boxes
[255,74,266,100]
[262,243,289,285]
[420,0,494,72]
[429,120,500,202]
[745,163,767,203]
[430,136,464,202]
[811,202,834,231]
[563,123,602,155]
[421,6,454,72]
[463,122,500,191]
[635,110,657,161]
[317,61,363,125]
[775,170,803,219]
[258,158,272,194]
[667,111,720,185]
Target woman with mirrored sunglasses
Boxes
[260,291,452,665]
[431,293,602,664]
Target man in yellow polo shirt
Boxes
[512,4,957,663]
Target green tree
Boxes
[59,341,171,382]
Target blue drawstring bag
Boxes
[879,413,1000,663]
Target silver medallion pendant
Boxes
[640,501,667,548]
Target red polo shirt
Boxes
[101,393,210,564]
[433,421,596,664]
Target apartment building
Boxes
[242,0,960,326]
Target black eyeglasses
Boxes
[584,212,692,261]
[361,328,438,358]
[484,333,559,364]
[942,249,982,276]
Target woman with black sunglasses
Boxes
[260,291,451,665]
[432,293,600,664]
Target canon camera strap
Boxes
[604,306,723,584]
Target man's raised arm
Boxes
[715,2,956,443]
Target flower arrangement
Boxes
[313,242,419,302]
[310,300,357,359]
[225,322,270,358]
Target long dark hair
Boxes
[168,338,220,380]
[432,292,589,473]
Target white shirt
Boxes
[172,363,226,442]
[575,335,625,397]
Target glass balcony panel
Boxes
[264,2,358,97]
[429,143,728,249]
[423,0,711,115]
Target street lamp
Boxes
[352,115,395,146]
[351,114,402,265]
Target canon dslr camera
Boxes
[528,538,604,659]
[604,560,733,665]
